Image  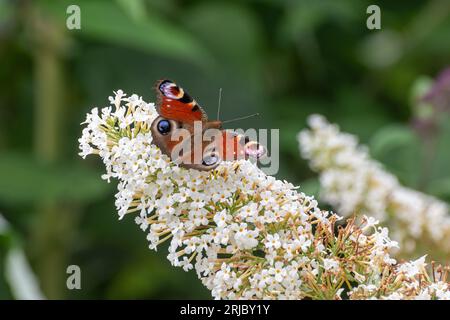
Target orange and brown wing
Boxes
[217,131,266,162]
[173,130,264,171]
[155,79,208,123]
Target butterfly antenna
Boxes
[222,113,260,124]
[217,88,222,120]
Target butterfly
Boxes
[150,79,265,171]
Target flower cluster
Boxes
[79,91,450,299]
[298,115,450,260]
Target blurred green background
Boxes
[0,0,450,299]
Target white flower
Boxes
[398,255,427,278]
[80,91,450,300]
[269,262,287,282]
[213,210,231,229]
[323,258,340,273]
[383,292,404,300]
[298,115,450,258]
[429,282,450,300]
[233,223,259,250]
[265,233,282,250]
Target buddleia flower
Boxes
[298,115,450,260]
[79,91,449,299]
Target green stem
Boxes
[25,3,73,299]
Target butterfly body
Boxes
[151,80,265,171]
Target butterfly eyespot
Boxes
[157,119,171,135]
[159,80,184,99]
[202,154,219,166]
[244,141,266,159]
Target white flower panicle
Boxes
[298,115,450,259]
[79,92,450,299]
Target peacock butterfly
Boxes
[150,79,265,171]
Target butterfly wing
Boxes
[175,130,265,171]
[151,79,264,171]
[218,131,266,162]
[155,79,208,123]
[151,117,265,171]
[150,116,221,171]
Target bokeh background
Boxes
[1,0,450,299]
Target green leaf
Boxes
[409,76,434,119]
[0,0,13,23]
[37,0,212,67]
[427,117,450,186]
[370,125,417,155]
[183,2,264,69]
[0,153,110,205]
[272,97,329,155]
[299,178,321,199]
[333,86,391,142]
[106,254,208,299]
[115,0,147,22]
[427,177,450,201]
[369,125,422,187]
[279,0,359,40]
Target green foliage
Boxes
[37,0,212,67]
[0,153,110,205]
[0,215,44,299]
[1,0,449,299]
[0,232,14,299]
[106,253,209,299]
[370,124,422,187]
[184,2,264,74]
[427,119,450,197]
